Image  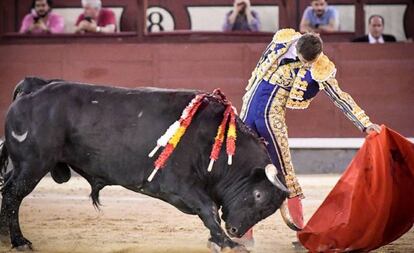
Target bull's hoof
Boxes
[12,238,32,251]
[221,245,250,253]
[13,244,33,251]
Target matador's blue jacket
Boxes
[240,29,372,132]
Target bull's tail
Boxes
[0,139,10,190]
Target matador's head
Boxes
[296,33,323,68]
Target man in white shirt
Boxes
[352,15,396,43]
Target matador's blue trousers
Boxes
[240,80,302,198]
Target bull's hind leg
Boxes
[0,170,14,241]
[0,160,49,250]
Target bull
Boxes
[0,77,297,251]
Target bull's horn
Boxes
[279,200,302,231]
[265,164,289,193]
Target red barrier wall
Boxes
[0,42,413,137]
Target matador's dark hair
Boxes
[296,33,323,62]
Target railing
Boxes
[0,0,413,43]
[0,0,146,42]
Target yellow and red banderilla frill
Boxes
[147,89,237,181]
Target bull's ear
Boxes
[249,167,266,182]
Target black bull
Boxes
[0,78,293,251]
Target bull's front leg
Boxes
[199,203,236,248]
[201,206,249,253]
[175,187,248,252]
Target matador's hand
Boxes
[365,123,381,135]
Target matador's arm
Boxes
[311,54,375,132]
[322,77,373,132]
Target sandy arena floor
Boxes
[0,175,412,253]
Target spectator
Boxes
[223,0,260,32]
[300,0,339,33]
[19,0,64,34]
[352,15,396,43]
[75,0,116,33]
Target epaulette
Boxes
[272,28,302,43]
[310,53,337,82]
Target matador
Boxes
[240,29,381,237]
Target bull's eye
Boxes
[253,189,265,203]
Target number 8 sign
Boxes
[146,7,175,32]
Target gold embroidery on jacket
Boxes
[242,29,303,115]
[322,78,372,131]
[286,99,312,110]
[286,68,311,109]
[241,41,295,118]
[311,53,336,82]
[264,63,293,87]
[273,28,302,43]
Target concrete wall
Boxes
[1,42,413,138]
[291,149,357,174]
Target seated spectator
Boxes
[300,0,339,33]
[352,15,396,43]
[223,0,260,32]
[75,0,116,33]
[19,0,64,34]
